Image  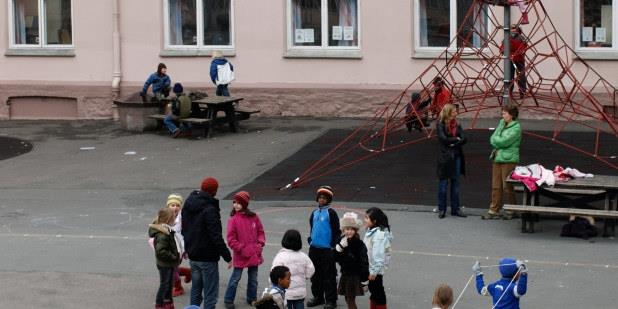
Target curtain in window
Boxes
[203,0,230,46]
[13,0,38,45]
[419,0,450,47]
[328,0,357,46]
[580,0,613,48]
[169,0,183,45]
[292,0,321,46]
[457,0,487,48]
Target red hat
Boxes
[201,177,219,196]
[233,191,251,209]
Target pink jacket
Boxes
[227,212,265,268]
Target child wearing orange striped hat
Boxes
[306,186,340,309]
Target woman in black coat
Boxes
[436,104,467,219]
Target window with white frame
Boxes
[165,0,233,49]
[10,0,73,47]
[578,0,614,49]
[416,0,488,50]
[288,0,360,49]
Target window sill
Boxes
[5,48,75,57]
[574,50,618,60]
[284,49,362,59]
[159,49,236,57]
[412,49,490,60]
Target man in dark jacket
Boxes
[182,177,231,309]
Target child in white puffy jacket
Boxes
[272,229,315,309]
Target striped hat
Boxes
[316,185,334,203]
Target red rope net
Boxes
[285,0,618,189]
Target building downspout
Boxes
[111,0,121,98]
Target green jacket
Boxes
[148,223,181,268]
[172,94,192,118]
[490,119,521,163]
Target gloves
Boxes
[361,281,369,293]
[472,261,483,276]
[335,237,348,252]
[516,259,527,273]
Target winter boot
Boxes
[163,302,175,309]
[172,277,184,297]
[375,304,387,309]
[179,266,192,283]
[369,300,377,309]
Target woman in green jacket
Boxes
[483,104,521,220]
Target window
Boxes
[164,0,233,52]
[578,0,614,49]
[286,0,361,58]
[416,0,488,51]
[9,0,73,47]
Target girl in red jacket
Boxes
[223,191,266,308]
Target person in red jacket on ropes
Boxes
[430,77,452,118]
[500,26,528,99]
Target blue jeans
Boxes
[438,156,461,213]
[190,261,219,309]
[216,84,230,96]
[224,266,258,304]
[163,114,190,134]
[287,298,305,309]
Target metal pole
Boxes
[503,3,511,106]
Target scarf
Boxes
[447,119,458,137]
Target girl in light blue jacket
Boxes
[363,207,393,309]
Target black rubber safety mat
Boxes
[0,137,33,161]
[234,129,618,207]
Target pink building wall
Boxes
[1,0,618,119]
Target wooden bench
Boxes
[235,108,260,121]
[148,114,211,137]
[504,204,618,236]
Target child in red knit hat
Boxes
[223,191,266,308]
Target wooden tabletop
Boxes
[194,96,244,105]
[508,174,618,190]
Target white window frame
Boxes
[7,0,74,49]
[574,0,618,59]
[162,0,235,56]
[413,0,491,58]
[285,0,362,59]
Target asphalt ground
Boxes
[0,118,617,309]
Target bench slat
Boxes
[503,204,618,218]
[235,108,260,114]
[512,186,605,195]
[148,114,210,124]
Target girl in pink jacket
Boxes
[224,191,266,308]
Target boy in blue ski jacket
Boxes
[473,257,528,309]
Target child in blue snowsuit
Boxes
[473,257,528,309]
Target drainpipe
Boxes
[502,4,511,106]
[111,0,121,98]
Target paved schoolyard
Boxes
[0,119,616,308]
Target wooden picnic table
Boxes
[194,96,244,138]
[505,175,618,235]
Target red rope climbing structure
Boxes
[284,0,618,189]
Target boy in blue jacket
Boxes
[140,63,171,101]
[210,51,234,96]
[306,186,339,309]
[473,257,528,309]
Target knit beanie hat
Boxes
[499,257,518,278]
[166,193,183,207]
[233,191,251,209]
[173,82,183,94]
[316,185,334,203]
[201,177,219,196]
[340,212,362,230]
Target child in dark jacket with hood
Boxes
[473,257,528,309]
[148,207,182,309]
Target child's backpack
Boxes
[560,216,598,240]
[252,294,277,309]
